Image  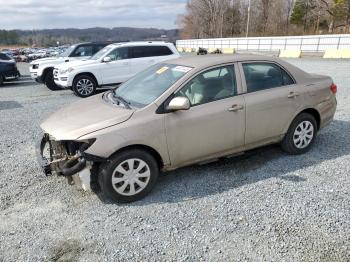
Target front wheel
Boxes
[281,113,317,155]
[98,149,159,203]
[72,75,97,98]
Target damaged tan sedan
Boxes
[37,55,337,202]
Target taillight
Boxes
[330,83,337,94]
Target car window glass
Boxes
[0,53,11,60]
[131,46,150,58]
[176,65,236,106]
[106,47,129,61]
[243,62,294,93]
[71,45,93,57]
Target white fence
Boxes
[176,34,350,52]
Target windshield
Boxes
[59,45,75,57]
[90,46,113,60]
[114,63,193,108]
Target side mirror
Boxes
[166,97,190,112]
[102,57,112,63]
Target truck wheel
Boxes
[72,75,97,98]
[98,149,159,203]
[44,69,61,91]
[281,113,317,155]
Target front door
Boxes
[164,64,246,167]
[100,47,131,85]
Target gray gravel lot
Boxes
[0,59,349,261]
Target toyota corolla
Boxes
[37,55,337,202]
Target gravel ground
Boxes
[0,60,349,262]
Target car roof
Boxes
[109,41,171,47]
[166,54,286,68]
[166,54,311,82]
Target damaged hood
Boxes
[41,94,134,140]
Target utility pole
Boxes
[246,0,251,38]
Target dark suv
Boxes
[0,53,20,86]
[29,41,114,91]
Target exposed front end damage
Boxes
[36,134,103,191]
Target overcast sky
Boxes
[1,0,187,30]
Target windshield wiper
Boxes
[112,93,131,109]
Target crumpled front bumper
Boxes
[35,134,94,190]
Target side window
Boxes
[176,65,237,106]
[0,53,11,60]
[71,45,94,57]
[106,47,129,61]
[243,62,295,93]
[94,45,107,54]
[150,46,173,56]
[131,46,150,58]
[282,69,295,85]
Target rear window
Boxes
[0,53,11,60]
[131,46,173,58]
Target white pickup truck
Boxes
[53,41,180,97]
[29,42,112,90]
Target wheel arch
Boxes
[108,144,164,170]
[42,66,54,80]
[73,72,99,86]
[285,107,321,134]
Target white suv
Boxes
[30,42,112,90]
[53,42,180,97]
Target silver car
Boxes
[37,55,337,202]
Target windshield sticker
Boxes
[156,66,169,74]
[172,66,192,73]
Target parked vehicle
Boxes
[29,42,112,91]
[38,55,337,202]
[197,47,208,55]
[0,52,20,86]
[53,41,180,97]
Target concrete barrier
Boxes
[177,47,184,53]
[340,49,350,59]
[184,47,194,53]
[279,50,301,58]
[323,49,342,59]
[222,48,235,54]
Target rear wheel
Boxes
[281,113,317,155]
[73,75,97,98]
[44,69,61,91]
[98,149,159,203]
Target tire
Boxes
[281,113,317,155]
[0,75,3,86]
[98,149,159,203]
[72,75,97,98]
[44,69,61,91]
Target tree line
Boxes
[178,0,350,39]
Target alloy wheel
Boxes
[76,79,94,96]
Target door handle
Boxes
[288,92,299,98]
[122,62,129,66]
[228,104,244,112]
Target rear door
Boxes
[129,46,176,75]
[240,61,305,145]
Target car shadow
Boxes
[101,120,350,205]
[1,76,39,88]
